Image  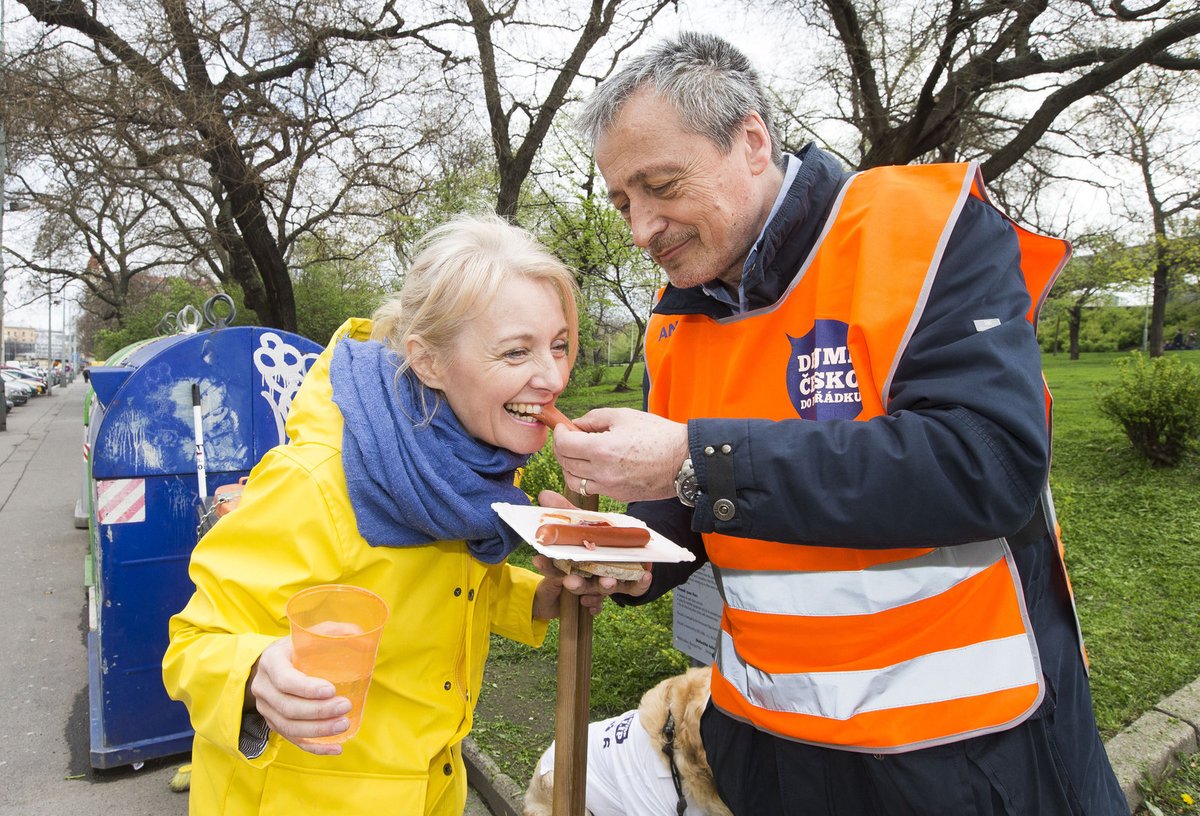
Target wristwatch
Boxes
[674,458,699,508]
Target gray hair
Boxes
[576,32,782,166]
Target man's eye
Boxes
[650,181,675,196]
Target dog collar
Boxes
[661,707,687,816]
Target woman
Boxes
[163,214,641,815]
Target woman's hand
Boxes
[531,554,652,619]
[529,490,654,619]
[246,637,353,756]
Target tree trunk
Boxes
[1148,247,1170,358]
[1068,304,1083,360]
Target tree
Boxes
[290,232,391,345]
[1045,234,1147,359]
[4,147,214,326]
[87,274,219,360]
[1082,71,1200,355]
[541,185,661,391]
[461,0,676,219]
[768,0,1200,185]
[13,0,461,330]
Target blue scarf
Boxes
[330,338,530,564]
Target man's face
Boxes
[595,88,774,290]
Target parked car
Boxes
[1,373,33,405]
[2,366,47,395]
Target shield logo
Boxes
[785,320,863,420]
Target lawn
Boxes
[1041,351,1200,739]
[473,352,1200,786]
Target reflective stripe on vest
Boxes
[645,161,1069,752]
[716,629,1039,722]
[718,537,1004,616]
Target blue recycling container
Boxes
[85,325,321,768]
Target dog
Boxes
[523,666,732,816]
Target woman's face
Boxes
[421,276,571,455]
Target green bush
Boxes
[518,442,564,498]
[1095,352,1200,467]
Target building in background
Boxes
[3,324,37,362]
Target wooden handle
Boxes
[551,486,597,816]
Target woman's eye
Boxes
[552,341,569,356]
[504,348,530,361]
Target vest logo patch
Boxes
[657,320,678,341]
[786,321,863,419]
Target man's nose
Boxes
[628,202,664,248]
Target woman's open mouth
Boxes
[504,402,546,422]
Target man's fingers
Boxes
[571,407,617,433]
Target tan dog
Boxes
[523,667,732,816]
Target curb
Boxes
[1105,676,1200,813]
[464,677,1200,816]
[464,736,525,816]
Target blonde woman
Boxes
[164,213,646,815]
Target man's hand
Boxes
[550,408,689,503]
[247,638,353,756]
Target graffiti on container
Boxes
[254,332,319,446]
[170,377,247,470]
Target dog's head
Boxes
[637,667,714,784]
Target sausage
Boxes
[535,522,651,549]
[535,403,579,432]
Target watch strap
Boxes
[701,442,737,521]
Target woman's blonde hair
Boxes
[371,212,579,388]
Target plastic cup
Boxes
[286,584,389,744]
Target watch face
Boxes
[675,458,698,507]
[680,477,700,503]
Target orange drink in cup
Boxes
[286,584,389,744]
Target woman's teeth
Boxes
[505,403,543,420]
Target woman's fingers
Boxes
[249,638,354,752]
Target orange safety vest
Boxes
[645,162,1071,753]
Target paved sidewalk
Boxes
[1,383,1196,815]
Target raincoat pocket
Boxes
[259,762,428,815]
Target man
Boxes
[550,32,1127,815]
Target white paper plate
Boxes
[492,502,696,564]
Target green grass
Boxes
[1139,750,1200,815]
[474,353,1200,785]
[1042,352,1200,738]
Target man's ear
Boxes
[741,111,774,175]
[404,334,443,390]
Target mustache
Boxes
[648,228,698,258]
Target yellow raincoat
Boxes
[163,319,548,815]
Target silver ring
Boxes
[579,478,589,497]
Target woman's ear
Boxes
[404,335,443,390]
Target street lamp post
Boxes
[45,280,54,395]
[1,0,9,428]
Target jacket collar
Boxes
[653,143,850,318]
